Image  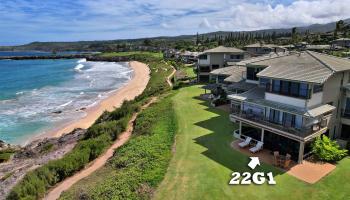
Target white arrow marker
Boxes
[248,157,260,169]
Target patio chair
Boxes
[238,137,252,148]
[283,154,292,169]
[273,151,280,166]
[249,141,264,153]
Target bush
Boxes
[312,135,348,162]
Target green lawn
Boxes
[154,85,350,200]
[184,65,196,78]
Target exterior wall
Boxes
[265,92,307,107]
[306,92,323,108]
[209,53,225,68]
[198,54,210,65]
[322,73,345,138]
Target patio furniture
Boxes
[238,137,252,148]
[249,141,264,153]
[278,153,292,169]
[273,151,280,166]
[283,154,292,169]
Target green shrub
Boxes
[0,149,16,163]
[312,135,348,162]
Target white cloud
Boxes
[199,18,212,28]
[1,0,350,45]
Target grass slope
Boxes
[60,94,177,199]
[154,85,350,200]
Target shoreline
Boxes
[27,61,150,145]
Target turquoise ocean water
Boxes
[0,54,133,144]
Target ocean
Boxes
[0,57,133,144]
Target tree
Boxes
[143,39,152,46]
[312,135,348,162]
[291,27,299,43]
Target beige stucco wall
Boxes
[322,72,345,138]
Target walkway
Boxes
[44,97,157,200]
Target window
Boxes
[313,84,323,93]
[269,109,281,124]
[343,98,350,118]
[299,83,309,98]
[272,80,281,92]
[230,54,243,60]
[281,81,290,94]
[259,78,270,88]
[341,124,350,139]
[199,54,207,60]
[283,112,296,128]
[246,67,262,81]
[211,64,219,70]
[290,82,299,96]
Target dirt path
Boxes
[44,97,157,200]
[167,66,176,87]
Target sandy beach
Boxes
[34,61,150,141]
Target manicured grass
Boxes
[154,85,350,200]
[184,65,196,78]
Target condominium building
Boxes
[227,51,350,163]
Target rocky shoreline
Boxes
[0,128,86,199]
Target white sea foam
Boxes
[77,58,87,63]
[74,64,85,72]
[57,100,73,108]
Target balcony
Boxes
[230,108,328,142]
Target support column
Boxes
[239,121,242,137]
[261,128,265,142]
[298,142,305,164]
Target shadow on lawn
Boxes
[192,96,283,175]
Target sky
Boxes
[0,0,350,45]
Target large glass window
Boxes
[270,80,309,99]
[299,83,309,98]
[283,112,296,128]
[272,80,281,92]
[246,67,262,81]
[290,82,299,96]
[281,81,290,94]
[269,109,281,124]
[199,54,207,60]
[313,84,323,93]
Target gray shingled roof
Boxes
[203,46,245,53]
[308,51,350,72]
[210,66,245,75]
[210,66,246,83]
[237,51,350,84]
[244,43,279,48]
[235,52,290,66]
